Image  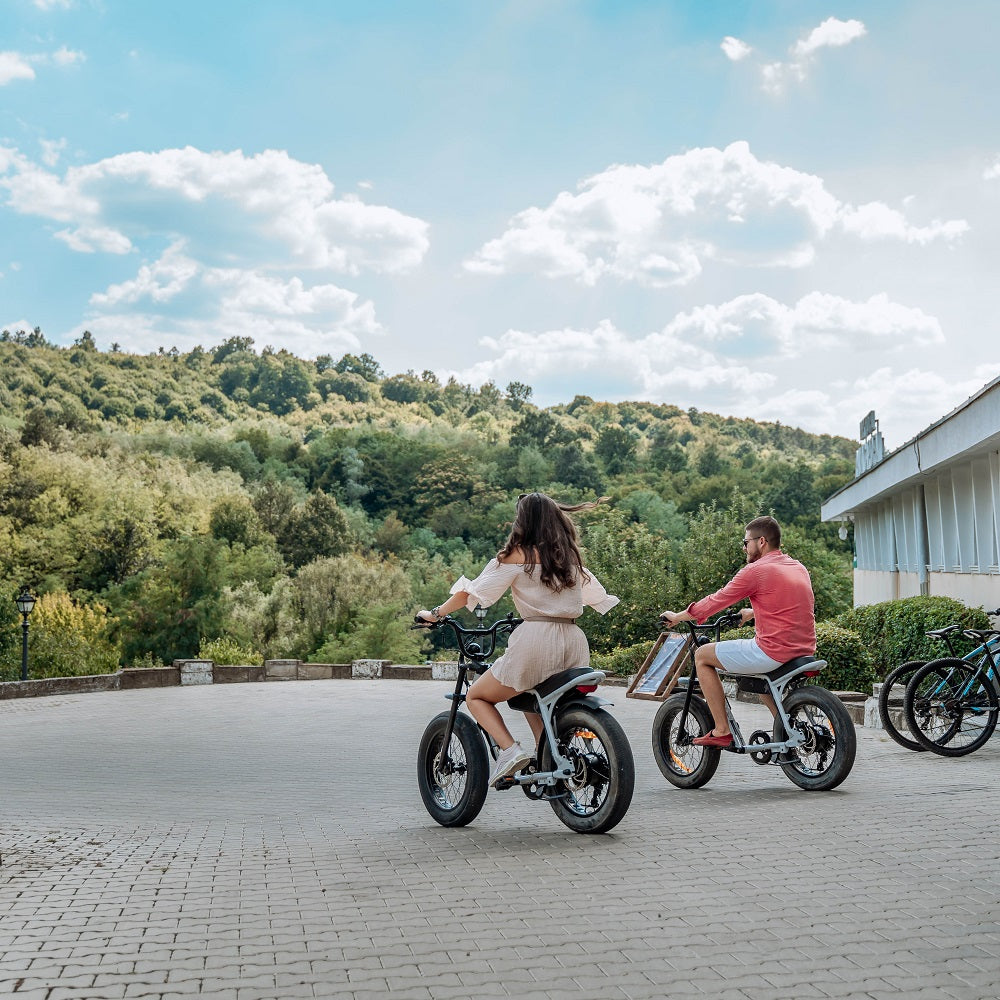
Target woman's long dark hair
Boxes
[498,492,608,592]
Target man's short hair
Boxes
[746,515,780,548]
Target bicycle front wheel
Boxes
[417,711,489,826]
[905,659,999,757]
[878,660,927,752]
[651,693,721,789]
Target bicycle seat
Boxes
[962,628,1000,641]
[926,624,961,638]
[507,666,596,711]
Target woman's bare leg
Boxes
[466,671,522,748]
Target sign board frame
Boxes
[625,631,694,701]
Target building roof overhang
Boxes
[821,374,1000,523]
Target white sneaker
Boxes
[490,742,530,787]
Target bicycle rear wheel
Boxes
[905,659,999,757]
[878,660,927,752]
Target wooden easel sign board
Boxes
[626,631,693,701]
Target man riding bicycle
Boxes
[658,516,816,749]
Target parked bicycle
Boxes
[903,625,1000,757]
[651,610,856,791]
[877,613,999,752]
[414,609,634,833]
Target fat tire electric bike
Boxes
[415,610,634,834]
[651,611,856,792]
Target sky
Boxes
[2,0,1000,449]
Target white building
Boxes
[821,377,1000,609]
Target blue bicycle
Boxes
[903,626,1000,757]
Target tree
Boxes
[594,425,637,475]
[311,602,429,664]
[0,592,121,678]
[509,410,558,450]
[553,443,603,493]
[279,492,351,568]
[209,496,266,547]
[505,381,533,410]
[112,537,228,664]
[334,352,383,382]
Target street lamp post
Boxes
[15,587,36,682]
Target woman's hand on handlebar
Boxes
[413,610,442,628]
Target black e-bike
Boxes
[415,610,634,833]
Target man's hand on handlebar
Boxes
[739,608,755,626]
[658,610,693,628]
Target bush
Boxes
[591,641,655,678]
[832,596,991,680]
[199,636,261,665]
[814,622,873,693]
[719,623,874,693]
[0,592,122,679]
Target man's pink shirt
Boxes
[685,550,816,663]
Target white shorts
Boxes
[714,638,782,675]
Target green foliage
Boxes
[199,635,262,665]
[832,596,991,680]
[591,641,654,678]
[0,336,860,676]
[310,602,429,663]
[813,622,874,693]
[580,509,679,653]
[0,592,121,679]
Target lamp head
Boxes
[838,524,849,541]
[15,587,36,617]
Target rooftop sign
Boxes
[856,410,885,477]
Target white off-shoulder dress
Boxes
[449,559,619,691]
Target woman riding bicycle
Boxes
[417,492,618,787]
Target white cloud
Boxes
[751,17,867,95]
[40,137,67,167]
[792,17,867,58]
[464,143,966,287]
[0,145,430,274]
[54,225,133,254]
[984,156,1000,181]
[0,144,430,355]
[0,52,35,86]
[50,46,85,67]
[81,242,380,356]
[33,0,74,9]
[449,290,951,439]
[721,36,752,62]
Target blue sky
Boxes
[2,0,999,447]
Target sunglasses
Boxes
[742,536,763,548]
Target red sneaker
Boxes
[691,731,734,748]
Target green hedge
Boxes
[592,641,655,678]
[813,622,873,692]
[832,596,991,679]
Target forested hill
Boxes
[0,329,857,675]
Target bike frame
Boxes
[919,629,1000,704]
[674,612,826,756]
[429,613,612,788]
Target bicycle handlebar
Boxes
[410,612,522,662]
[659,609,743,639]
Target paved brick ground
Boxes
[1,680,998,1000]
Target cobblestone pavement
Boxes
[1,679,998,1000]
